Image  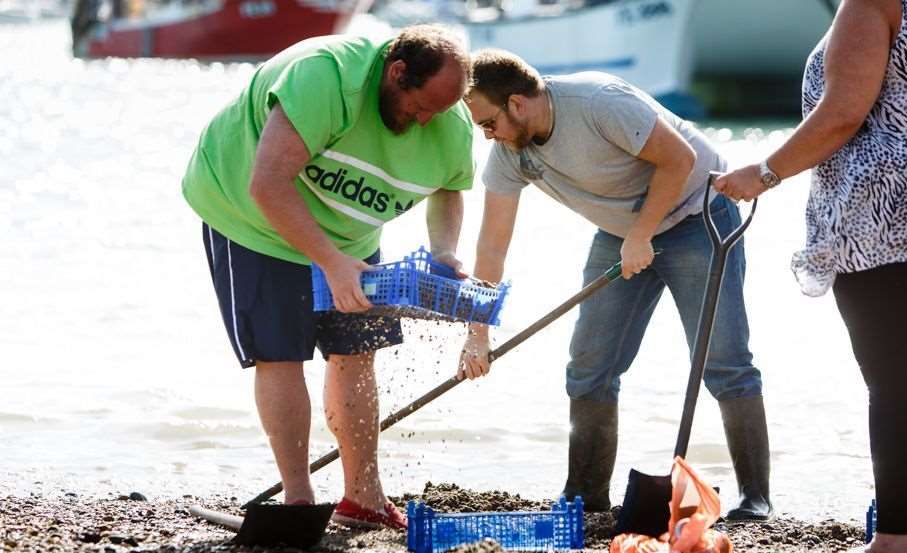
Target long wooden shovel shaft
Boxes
[244,261,624,508]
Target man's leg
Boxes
[323,351,387,511]
[313,249,405,529]
[202,223,321,505]
[657,196,772,521]
[563,229,665,511]
[255,361,314,505]
[562,399,618,512]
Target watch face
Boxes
[761,172,780,188]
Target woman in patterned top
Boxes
[716,0,906,551]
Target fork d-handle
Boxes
[674,173,757,459]
[243,261,625,508]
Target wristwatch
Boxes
[759,160,781,189]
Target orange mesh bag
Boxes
[610,457,732,553]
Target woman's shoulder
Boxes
[848,0,902,35]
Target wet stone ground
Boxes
[0,482,865,552]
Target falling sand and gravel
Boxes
[1,482,866,553]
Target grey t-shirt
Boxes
[483,73,725,238]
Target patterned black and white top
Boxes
[794,0,907,296]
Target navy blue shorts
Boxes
[202,223,403,368]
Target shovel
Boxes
[192,258,626,544]
[614,174,756,538]
[189,502,336,548]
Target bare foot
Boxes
[862,532,907,553]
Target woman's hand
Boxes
[713,164,768,202]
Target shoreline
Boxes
[0,482,866,552]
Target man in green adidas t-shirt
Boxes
[182,25,474,529]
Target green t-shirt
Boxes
[182,35,475,264]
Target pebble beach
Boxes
[1,483,866,552]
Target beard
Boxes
[501,111,533,151]
[378,82,413,135]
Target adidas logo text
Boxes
[305,164,390,213]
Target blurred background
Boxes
[11,0,839,118]
[1,0,872,529]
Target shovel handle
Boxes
[243,260,624,508]
[673,173,756,459]
[703,171,757,255]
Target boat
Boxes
[0,0,69,22]
[72,0,371,60]
[375,0,839,118]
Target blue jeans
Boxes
[566,194,762,403]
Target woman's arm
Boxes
[715,0,900,201]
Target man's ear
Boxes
[464,91,484,105]
[506,94,524,115]
[387,60,406,86]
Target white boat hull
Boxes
[460,0,837,117]
[468,0,693,94]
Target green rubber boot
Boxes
[720,395,775,522]
[560,398,618,512]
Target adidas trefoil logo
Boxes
[394,199,414,216]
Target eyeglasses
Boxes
[477,106,505,133]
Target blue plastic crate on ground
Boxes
[312,247,510,326]
[866,499,877,543]
[406,496,584,553]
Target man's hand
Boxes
[321,253,373,313]
[619,233,655,279]
[457,327,492,380]
[713,164,767,202]
[432,251,468,279]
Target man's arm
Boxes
[473,190,519,283]
[458,190,520,380]
[621,116,696,279]
[426,189,467,277]
[249,104,372,313]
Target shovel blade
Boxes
[234,502,336,548]
[614,468,672,537]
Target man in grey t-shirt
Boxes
[457,49,773,522]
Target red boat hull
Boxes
[81,0,360,59]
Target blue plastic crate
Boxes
[867,499,877,543]
[406,496,584,553]
[311,247,509,326]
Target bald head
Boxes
[379,25,470,133]
[385,24,470,93]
